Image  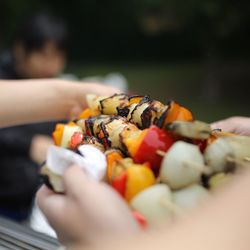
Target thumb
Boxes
[62,165,95,198]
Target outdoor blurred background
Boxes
[1,0,249,122]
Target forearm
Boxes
[0,79,84,128]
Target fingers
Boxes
[37,185,64,216]
[211,117,234,131]
[37,185,69,230]
[36,184,55,201]
[62,165,95,199]
[84,83,122,96]
[210,121,224,130]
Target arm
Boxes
[30,134,54,164]
[0,79,120,128]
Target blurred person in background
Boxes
[0,12,68,222]
[0,12,67,79]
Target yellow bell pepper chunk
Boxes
[125,166,155,202]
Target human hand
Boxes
[211,116,250,136]
[0,79,121,127]
[30,135,54,164]
[59,81,122,120]
[36,165,139,247]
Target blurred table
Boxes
[0,216,60,249]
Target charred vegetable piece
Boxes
[137,100,166,129]
[128,96,165,129]
[100,94,129,115]
[70,133,105,152]
[82,136,105,152]
[86,95,107,111]
[98,117,138,150]
[166,120,211,140]
[158,101,193,128]
[129,98,152,128]
[85,115,111,137]
[78,115,139,153]
[77,115,110,137]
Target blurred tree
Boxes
[1,0,249,61]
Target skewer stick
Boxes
[226,156,250,167]
[156,150,166,157]
[155,176,161,184]
[160,197,184,217]
[183,160,212,175]
[244,157,250,162]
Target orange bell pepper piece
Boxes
[128,96,144,105]
[78,108,100,119]
[52,123,65,146]
[164,101,193,126]
[52,122,78,146]
[207,129,235,145]
[106,150,124,183]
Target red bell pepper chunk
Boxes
[133,125,174,174]
[112,172,127,197]
[192,139,207,153]
[132,211,148,229]
[69,132,83,150]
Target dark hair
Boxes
[14,12,68,53]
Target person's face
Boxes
[15,41,66,79]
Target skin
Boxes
[10,41,67,163]
[37,165,250,250]
[37,166,140,246]
[14,41,66,79]
[0,79,120,128]
[211,116,250,136]
[0,79,120,165]
[30,135,54,164]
